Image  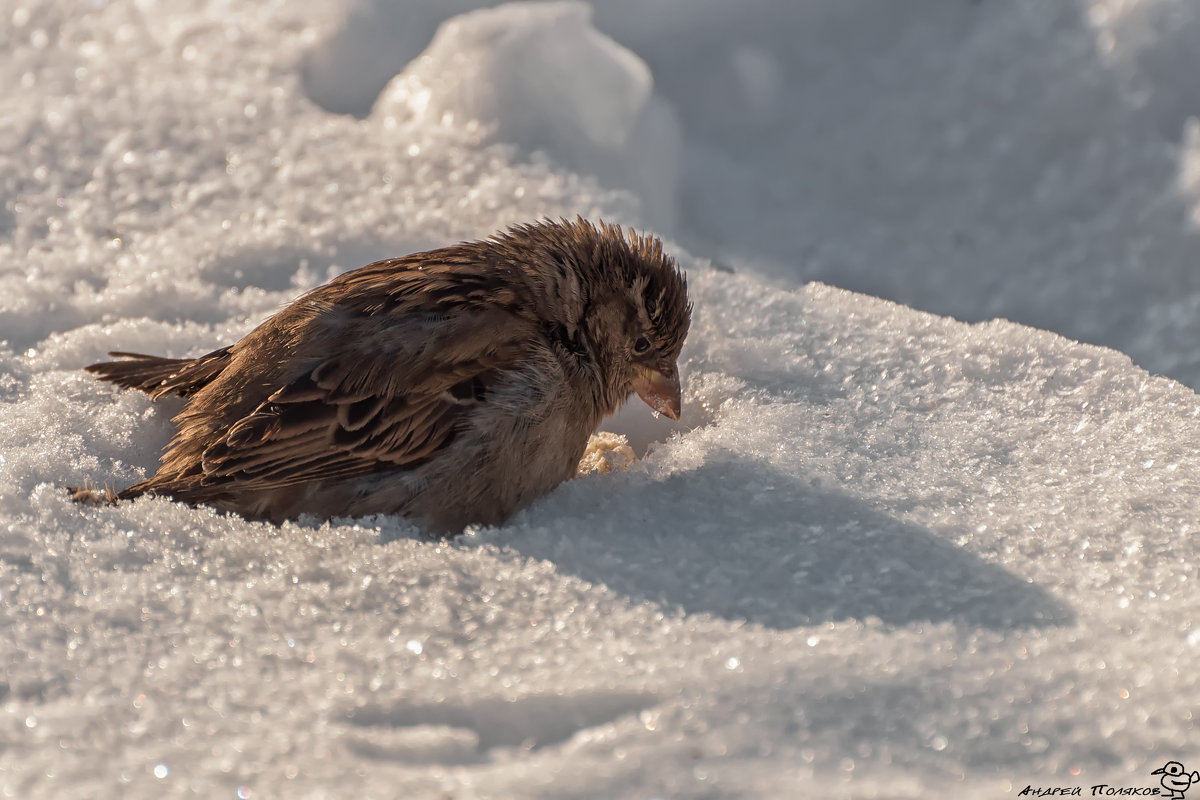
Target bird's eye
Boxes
[633,335,652,355]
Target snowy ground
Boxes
[3,1,1200,797]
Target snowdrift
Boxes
[2,1,1199,797]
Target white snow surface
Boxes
[3,1,1200,797]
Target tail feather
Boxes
[85,346,232,399]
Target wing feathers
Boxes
[337,396,386,431]
[191,352,516,493]
[128,256,542,504]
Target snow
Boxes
[3,0,1200,797]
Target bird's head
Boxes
[1153,762,1198,790]
[495,218,691,421]
[614,262,691,422]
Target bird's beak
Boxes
[1152,769,1165,775]
[632,366,682,421]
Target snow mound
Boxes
[379,2,651,152]
[372,1,681,230]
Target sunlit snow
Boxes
[3,1,1200,797]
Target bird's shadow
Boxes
[480,452,1073,632]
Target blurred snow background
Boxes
[2,0,1200,797]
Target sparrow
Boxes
[79,218,691,533]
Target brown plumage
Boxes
[80,218,691,532]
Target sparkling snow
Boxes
[3,1,1200,797]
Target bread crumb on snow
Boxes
[576,431,637,476]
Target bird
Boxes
[77,218,691,533]
[1152,761,1199,800]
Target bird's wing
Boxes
[170,255,539,494]
[192,324,530,492]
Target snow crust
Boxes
[2,1,1200,797]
